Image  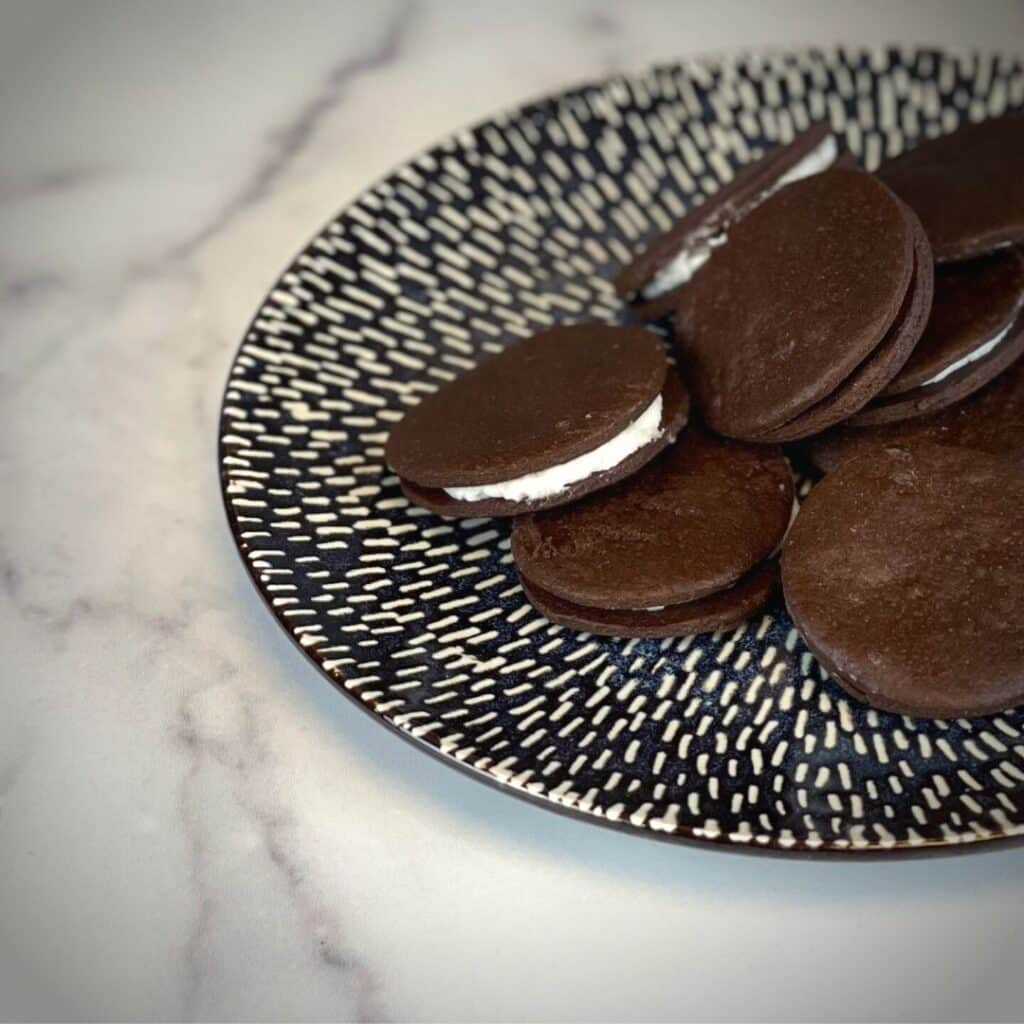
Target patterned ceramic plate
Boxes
[219,47,1024,855]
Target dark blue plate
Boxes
[219,47,1024,854]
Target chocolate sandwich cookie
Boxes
[675,169,933,442]
[512,427,794,637]
[520,561,779,639]
[386,323,689,517]
[614,121,848,320]
[849,248,1024,425]
[782,446,1024,718]
[809,354,1024,473]
[878,114,1024,262]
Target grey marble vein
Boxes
[0,330,69,395]
[0,552,21,601]
[0,165,105,204]
[0,537,196,645]
[577,5,626,75]
[0,739,29,830]
[154,0,419,270]
[260,814,386,1023]
[0,270,66,303]
[176,689,387,1021]
[0,758,22,806]
[0,269,71,387]
[578,6,618,36]
[0,561,109,637]
[0,547,87,635]
[177,705,213,1023]
[0,266,206,405]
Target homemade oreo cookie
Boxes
[782,446,1024,718]
[849,248,1024,425]
[809,354,1024,473]
[614,122,847,320]
[675,169,933,442]
[878,113,1024,262]
[386,323,688,516]
[512,427,794,637]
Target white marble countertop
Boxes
[2,2,1024,1020]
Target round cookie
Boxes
[782,446,1024,718]
[675,169,930,441]
[512,427,793,635]
[386,323,689,516]
[878,114,1024,262]
[401,373,688,517]
[520,560,779,639]
[749,213,933,443]
[614,122,847,320]
[809,354,1024,473]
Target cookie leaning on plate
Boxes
[385,323,689,517]
[674,169,934,443]
[849,248,1024,425]
[614,121,849,320]
[782,445,1024,718]
[512,427,794,637]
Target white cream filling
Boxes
[772,134,839,190]
[642,135,839,300]
[918,321,1014,387]
[445,394,665,503]
[643,229,727,299]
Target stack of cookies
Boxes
[386,113,1024,718]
